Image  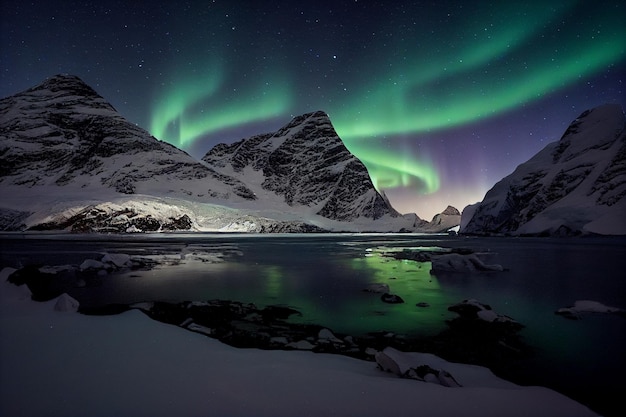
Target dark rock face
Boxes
[203,111,399,221]
[461,104,626,236]
[7,265,65,302]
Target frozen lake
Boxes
[1,233,625,416]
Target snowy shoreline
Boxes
[0,270,597,417]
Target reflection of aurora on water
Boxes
[266,246,456,337]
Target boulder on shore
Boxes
[375,347,462,387]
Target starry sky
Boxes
[1,0,624,219]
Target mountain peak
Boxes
[559,103,625,143]
[203,110,398,221]
[441,205,460,216]
[26,74,102,99]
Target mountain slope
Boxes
[460,104,626,236]
[0,74,255,201]
[202,111,399,221]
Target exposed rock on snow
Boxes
[101,253,131,268]
[430,253,504,273]
[555,300,625,320]
[186,322,214,336]
[375,347,462,387]
[29,201,195,233]
[318,328,344,344]
[461,104,626,236]
[6,265,65,301]
[79,259,105,271]
[53,293,79,312]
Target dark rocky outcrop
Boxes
[203,111,399,221]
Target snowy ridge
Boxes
[461,104,626,236]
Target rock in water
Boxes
[381,293,405,304]
[364,283,390,293]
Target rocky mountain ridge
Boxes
[0,74,455,233]
[202,111,398,221]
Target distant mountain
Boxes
[0,74,445,233]
[423,206,461,233]
[460,104,626,236]
[202,111,398,221]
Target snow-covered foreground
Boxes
[0,276,596,417]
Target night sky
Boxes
[1,1,624,219]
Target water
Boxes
[1,233,625,415]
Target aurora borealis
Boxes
[2,1,624,218]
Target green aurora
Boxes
[148,1,625,199]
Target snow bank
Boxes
[0,275,595,417]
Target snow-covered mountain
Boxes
[422,205,461,233]
[0,74,255,200]
[0,74,445,233]
[461,104,626,236]
[202,111,398,221]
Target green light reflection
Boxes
[285,248,455,337]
